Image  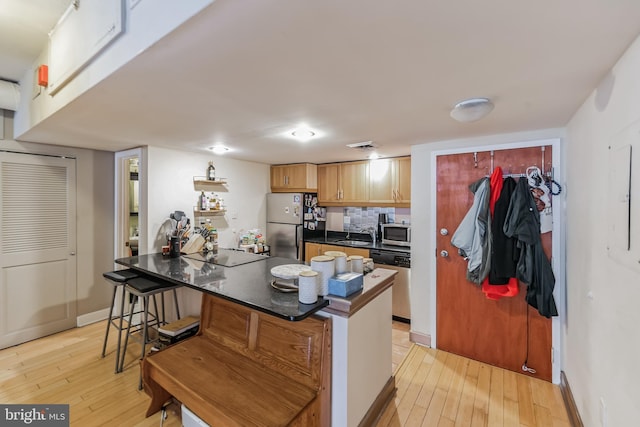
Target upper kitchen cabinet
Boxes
[270,163,318,193]
[318,161,369,206]
[368,157,411,206]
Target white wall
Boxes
[564,34,640,426]
[144,146,270,315]
[1,111,114,318]
[410,128,564,347]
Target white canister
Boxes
[298,270,319,304]
[324,250,347,258]
[333,254,348,274]
[311,255,335,296]
[350,255,364,274]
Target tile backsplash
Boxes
[343,207,395,232]
[325,206,411,232]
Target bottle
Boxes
[199,191,207,211]
[207,161,216,181]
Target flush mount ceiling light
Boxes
[290,125,317,142]
[450,97,494,122]
[209,145,230,154]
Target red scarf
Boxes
[482,167,519,300]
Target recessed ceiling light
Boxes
[450,98,494,122]
[209,145,230,154]
[290,125,317,142]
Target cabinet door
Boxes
[340,161,369,203]
[270,165,288,191]
[286,164,318,191]
[305,242,323,264]
[395,157,411,203]
[343,247,370,258]
[318,164,341,204]
[368,159,395,203]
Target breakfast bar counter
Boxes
[115,250,328,320]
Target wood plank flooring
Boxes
[376,338,571,427]
[0,320,569,426]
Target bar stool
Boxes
[101,269,139,373]
[119,277,181,387]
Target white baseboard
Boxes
[410,330,432,347]
[77,308,110,327]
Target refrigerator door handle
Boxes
[296,224,303,260]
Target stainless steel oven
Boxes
[370,249,411,322]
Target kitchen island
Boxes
[116,249,397,426]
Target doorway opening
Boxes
[115,148,145,260]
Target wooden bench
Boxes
[142,293,332,426]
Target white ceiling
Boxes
[3,1,640,165]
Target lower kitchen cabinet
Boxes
[305,242,369,264]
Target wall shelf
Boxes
[193,209,226,217]
[193,177,228,191]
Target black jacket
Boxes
[489,177,518,284]
[503,178,558,317]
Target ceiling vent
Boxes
[346,141,377,150]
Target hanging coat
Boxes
[503,178,558,317]
[482,170,519,300]
[451,177,491,284]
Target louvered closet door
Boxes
[436,147,553,381]
[0,152,76,349]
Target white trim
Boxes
[77,307,110,327]
[429,137,564,384]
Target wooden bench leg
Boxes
[143,372,172,418]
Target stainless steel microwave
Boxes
[381,224,411,247]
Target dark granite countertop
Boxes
[304,231,411,253]
[115,249,329,321]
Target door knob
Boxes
[440,228,449,236]
[70,252,76,256]
[440,250,449,258]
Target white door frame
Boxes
[429,137,565,384]
[114,148,146,260]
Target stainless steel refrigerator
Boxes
[266,193,324,261]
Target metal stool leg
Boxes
[172,289,181,320]
[101,284,118,358]
[114,285,128,373]
[119,294,138,373]
[138,295,151,390]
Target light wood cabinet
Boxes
[305,242,324,264]
[395,156,411,203]
[304,242,369,264]
[270,163,317,192]
[318,157,410,207]
[368,157,411,205]
[317,161,369,205]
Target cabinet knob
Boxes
[440,250,449,258]
[440,228,449,236]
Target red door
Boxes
[436,146,553,381]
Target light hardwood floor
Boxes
[0,320,569,426]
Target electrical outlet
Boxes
[600,397,607,427]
